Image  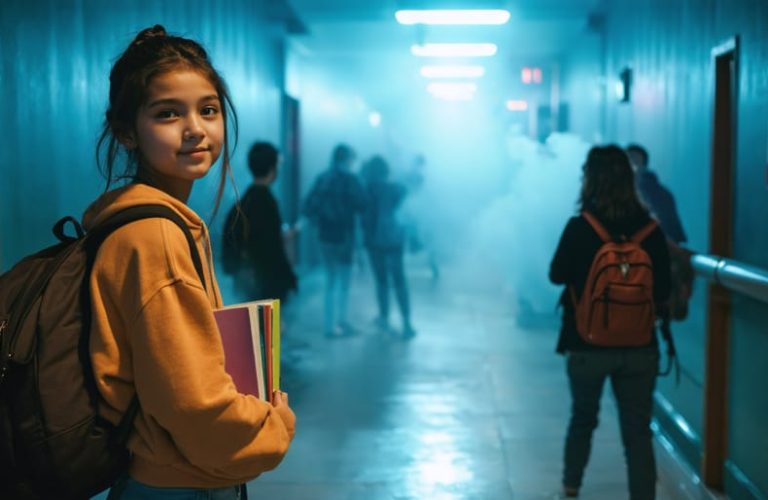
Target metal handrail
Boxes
[691,254,768,304]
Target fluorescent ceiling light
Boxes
[396,9,510,25]
[420,65,485,78]
[427,82,477,101]
[411,43,497,58]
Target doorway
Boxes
[281,94,301,265]
[702,35,738,489]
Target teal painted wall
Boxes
[0,0,288,273]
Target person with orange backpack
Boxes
[549,145,671,499]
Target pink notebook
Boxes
[214,305,266,400]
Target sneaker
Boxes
[372,316,390,331]
[561,485,579,498]
[401,324,417,339]
[338,321,358,336]
[324,326,346,338]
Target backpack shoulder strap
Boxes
[87,205,205,287]
[631,220,658,244]
[582,211,612,243]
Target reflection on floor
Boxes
[250,261,709,500]
[92,259,712,499]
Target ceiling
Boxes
[286,0,605,58]
[284,0,606,112]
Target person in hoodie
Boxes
[84,25,295,499]
[627,143,693,320]
[221,141,298,303]
[302,144,367,338]
[549,146,670,499]
[359,155,416,338]
[625,144,687,244]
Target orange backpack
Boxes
[571,212,658,346]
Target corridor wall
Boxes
[0,0,288,273]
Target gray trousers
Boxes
[563,348,659,499]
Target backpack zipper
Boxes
[591,262,653,296]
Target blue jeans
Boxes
[320,242,353,333]
[563,348,659,499]
[107,476,245,500]
[367,247,411,325]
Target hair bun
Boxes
[132,25,167,47]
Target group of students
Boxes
[302,145,417,339]
[220,140,418,341]
[1,23,689,499]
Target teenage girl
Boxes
[83,25,295,499]
[549,146,670,499]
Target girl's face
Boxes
[129,69,224,198]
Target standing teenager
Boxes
[549,146,670,499]
[86,25,295,499]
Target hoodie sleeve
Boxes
[130,280,295,480]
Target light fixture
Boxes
[368,112,382,127]
[395,9,510,25]
[427,82,477,101]
[616,67,632,102]
[506,100,528,112]
[411,43,497,58]
[420,65,485,78]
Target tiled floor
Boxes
[94,258,714,499]
[248,261,711,500]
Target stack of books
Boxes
[213,299,281,402]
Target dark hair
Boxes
[625,143,649,166]
[331,143,355,168]
[360,155,389,183]
[579,145,647,222]
[96,25,238,215]
[247,142,279,178]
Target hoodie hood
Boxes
[83,183,204,232]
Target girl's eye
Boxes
[155,109,180,119]
[201,105,220,117]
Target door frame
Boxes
[702,35,739,489]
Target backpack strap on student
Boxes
[658,312,681,384]
[569,212,612,307]
[83,204,207,447]
[631,220,658,244]
[581,211,612,242]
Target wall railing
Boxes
[691,254,768,304]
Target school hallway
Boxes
[243,259,715,500]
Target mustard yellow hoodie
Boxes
[83,183,295,488]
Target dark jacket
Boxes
[549,210,671,353]
[361,180,407,250]
[303,168,367,245]
[223,185,297,301]
[636,170,687,244]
